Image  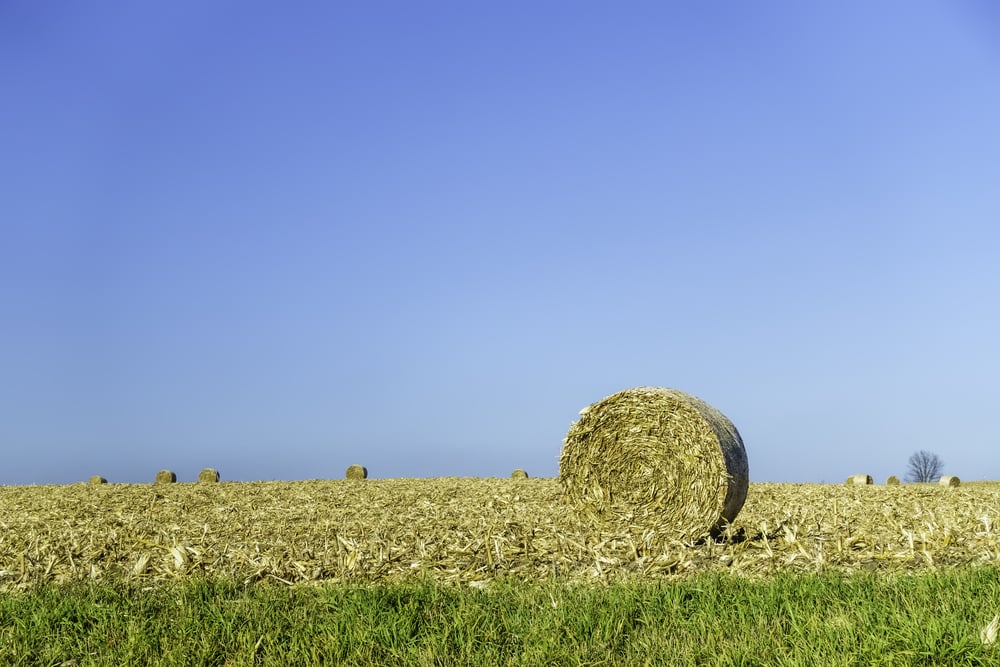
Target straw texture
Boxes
[559,387,749,541]
[346,465,368,480]
[155,470,177,484]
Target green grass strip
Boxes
[1,568,998,666]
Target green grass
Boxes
[2,568,999,666]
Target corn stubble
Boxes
[0,480,998,590]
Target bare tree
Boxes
[906,450,944,483]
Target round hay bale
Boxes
[559,386,749,540]
[155,469,177,484]
[886,475,900,485]
[511,469,529,479]
[846,474,873,485]
[198,468,220,483]
[939,475,960,487]
[345,464,368,480]
[88,475,108,485]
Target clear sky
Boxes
[3,2,999,485]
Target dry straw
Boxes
[198,468,220,483]
[511,469,529,479]
[4,478,1000,588]
[981,614,999,646]
[155,470,177,484]
[846,474,873,485]
[940,475,961,487]
[88,475,108,485]
[346,464,368,480]
[886,475,900,485]
[559,386,749,541]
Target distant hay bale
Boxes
[345,464,368,480]
[88,475,107,485]
[846,474,873,485]
[511,469,529,479]
[559,387,749,540]
[155,470,177,484]
[939,475,960,487]
[198,468,220,483]
[886,475,900,485]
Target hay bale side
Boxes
[155,470,177,484]
[559,386,749,540]
[345,464,368,480]
[886,475,900,485]
[846,474,873,485]
[198,468,220,483]
[88,475,108,485]
[939,475,960,487]
[511,469,529,479]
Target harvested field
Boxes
[0,479,998,590]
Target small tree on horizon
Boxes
[906,450,944,483]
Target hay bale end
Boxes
[846,474,873,485]
[198,468,220,483]
[88,475,108,485]
[511,469,529,479]
[345,464,368,480]
[939,475,960,487]
[886,475,900,485]
[155,470,177,484]
[559,386,749,540]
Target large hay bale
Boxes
[88,475,108,485]
[559,387,749,540]
[198,468,220,483]
[886,475,900,485]
[939,475,960,487]
[345,464,368,480]
[511,469,529,479]
[846,474,873,485]
[155,469,177,484]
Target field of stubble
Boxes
[1,479,998,590]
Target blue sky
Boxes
[2,2,999,485]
